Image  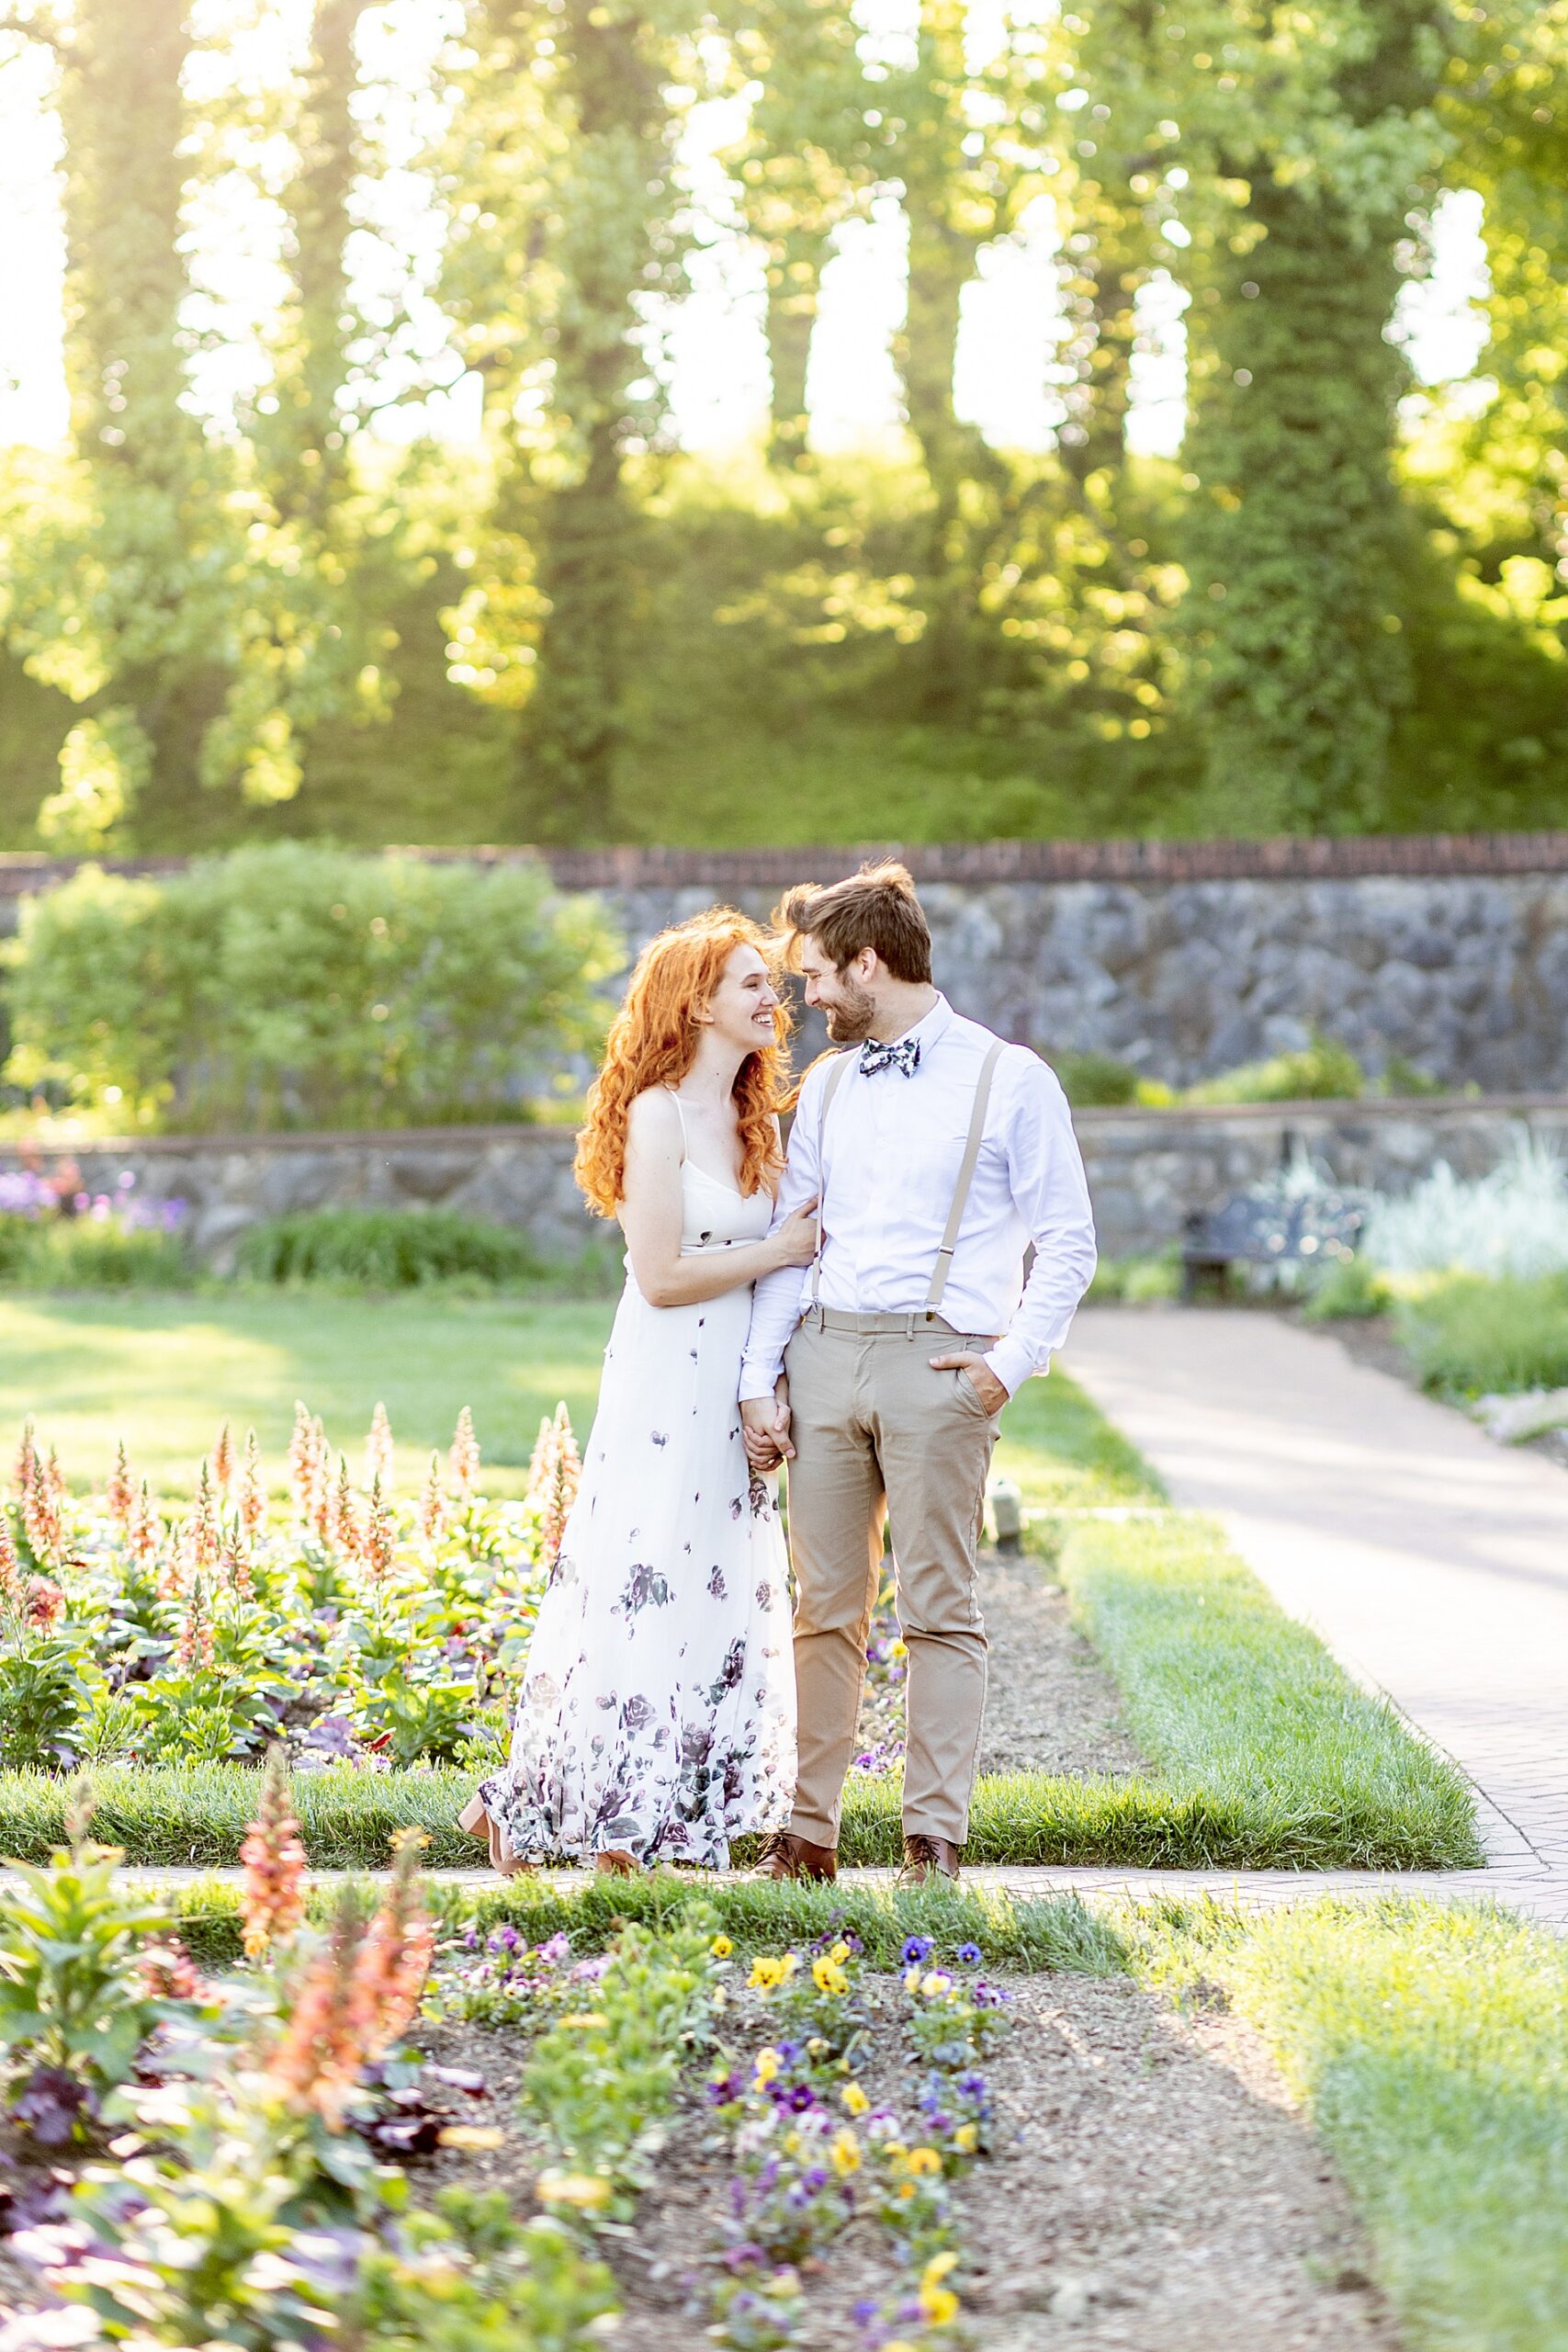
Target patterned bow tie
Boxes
[859,1035,921,1079]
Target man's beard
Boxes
[822,978,876,1044]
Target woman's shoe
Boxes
[594,1849,637,1877]
[458,1792,535,1877]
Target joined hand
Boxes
[741,1380,794,1471]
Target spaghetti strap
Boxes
[664,1086,688,1161]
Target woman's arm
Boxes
[619,1091,817,1308]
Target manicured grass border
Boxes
[1133,1896,1568,2352]
[1059,1514,1483,1871]
[145,1868,1130,1979]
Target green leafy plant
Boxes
[237,1204,552,1291]
[0,1635,96,1771]
[1303,1256,1393,1322]
[1395,1270,1568,1396]
[1184,1034,1365,1105]
[4,845,620,1131]
[0,1792,173,2138]
[523,1917,717,2220]
[0,1212,192,1289]
[1052,1050,1142,1108]
[349,2189,620,2352]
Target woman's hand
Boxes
[770,1198,819,1270]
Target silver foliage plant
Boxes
[1360,1131,1568,1281]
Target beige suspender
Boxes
[807,1050,854,1312]
[807,1035,1005,1320]
[925,1037,1004,1313]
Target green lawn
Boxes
[0,1292,617,1498]
[1061,1515,1482,1870]
[0,1289,1156,1506]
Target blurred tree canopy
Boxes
[0,0,1562,849]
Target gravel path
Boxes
[974,1549,1150,1780]
[958,1975,1401,2349]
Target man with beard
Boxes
[739,860,1097,1885]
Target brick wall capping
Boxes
[5,831,1568,898]
[5,1093,1567,1163]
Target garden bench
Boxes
[1180,1177,1366,1299]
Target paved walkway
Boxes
[1059,1306,1568,1929]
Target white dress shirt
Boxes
[740,994,1098,1402]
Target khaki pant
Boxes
[782,1312,1001,1848]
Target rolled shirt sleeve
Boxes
[982,1055,1098,1398]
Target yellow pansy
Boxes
[812,1955,849,1996]
[840,2081,870,2116]
[436,2125,504,2151]
[558,2012,608,2029]
[920,2286,960,2325]
[829,2130,861,2177]
[889,1638,908,1658]
[753,2047,781,2086]
[953,2121,978,2154]
[920,1971,953,1999]
[829,1940,852,1964]
[922,2253,959,2286]
[902,1966,923,1994]
[906,2146,942,2177]
[710,1935,733,1958]
[536,2171,611,2209]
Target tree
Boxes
[874,0,1055,715]
[725,0,870,467]
[1131,0,1461,830]
[434,0,692,838]
[0,0,230,845]
[203,0,397,811]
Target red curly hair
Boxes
[574,910,792,1218]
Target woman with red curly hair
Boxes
[459,911,816,1876]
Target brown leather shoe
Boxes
[750,1831,838,1883]
[898,1833,961,1886]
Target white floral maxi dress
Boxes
[478,1159,796,1867]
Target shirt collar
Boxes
[871,992,953,1054]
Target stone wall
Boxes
[5,833,1568,1092]
[11,1096,1565,1265]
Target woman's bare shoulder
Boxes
[626,1087,682,1145]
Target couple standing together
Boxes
[460,862,1097,1886]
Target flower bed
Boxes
[0,1399,1483,1871]
[0,1776,1030,2351]
[0,1403,575,1775]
